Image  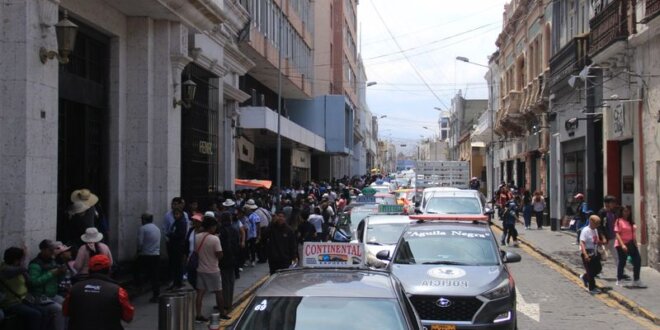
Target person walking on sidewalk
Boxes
[522,191,532,230]
[243,201,261,267]
[266,211,298,274]
[532,191,545,230]
[500,200,519,246]
[599,195,627,279]
[614,205,646,288]
[194,216,229,323]
[579,215,603,294]
[136,213,161,303]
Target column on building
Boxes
[0,0,60,248]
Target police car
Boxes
[377,215,521,329]
[230,243,423,330]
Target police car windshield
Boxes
[366,223,408,245]
[393,229,499,266]
[424,197,482,214]
[237,296,408,330]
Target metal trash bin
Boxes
[158,293,186,330]
[174,288,196,330]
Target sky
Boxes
[359,0,509,153]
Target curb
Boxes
[492,222,660,325]
[231,275,269,309]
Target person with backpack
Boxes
[501,200,519,246]
[73,228,113,276]
[573,193,592,245]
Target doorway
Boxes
[57,20,110,243]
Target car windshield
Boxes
[237,296,408,330]
[349,208,379,233]
[393,229,499,266]
[366,223,408,245]
[424,197,482,214]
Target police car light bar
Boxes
[409,214,489,223]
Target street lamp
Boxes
[457,55,495,199]
[455,56,488,68]
[379,115,387,119]
[367,81,378,87]
[40,11,78,64]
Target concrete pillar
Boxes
[0,0,59,250]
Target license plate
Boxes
[430,325,456,330]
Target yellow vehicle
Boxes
[395,189,415,206]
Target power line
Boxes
[368,0,449,109]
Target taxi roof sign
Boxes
[409,214,489,223]
[378,204,404,213]
[302,242,366,268]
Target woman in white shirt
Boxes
[532,192,546,230]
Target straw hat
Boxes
[70,189,98,211]
[81,227,103,243]
[69,201,92,216]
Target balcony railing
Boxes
[549,36,589,89]
[503,90,523,115]
[643,0,660,23]
[589,0,629,57]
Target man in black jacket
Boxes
[265,211,298,274]
[63,255,134,330]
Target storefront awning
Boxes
[235,179,272,190]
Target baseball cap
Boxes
[89,255,111,272]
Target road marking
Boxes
[516,289,540,322]
[492,226,657,329]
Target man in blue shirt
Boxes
[137,213,161,302]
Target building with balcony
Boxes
[0,0,251,261]
[494,0,553,195]
[585,0,660,269]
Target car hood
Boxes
[390,264,506,296]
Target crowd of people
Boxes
[0,177,373,328]
[491,181,646,293]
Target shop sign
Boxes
[612,103,625,137]
[292,149,310,168]
[238,137,254,164]
[198,141,213,155]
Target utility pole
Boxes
[276,12,285,208]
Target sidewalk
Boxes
[499,222,660,325]
[125,263,270,330]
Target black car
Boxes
[377,214,521,329]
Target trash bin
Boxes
[173,288,196,330]
[158,293,185,330]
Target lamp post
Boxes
[276,12,287,207]
[456,56,494,199]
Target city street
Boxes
[501,237,656,329]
